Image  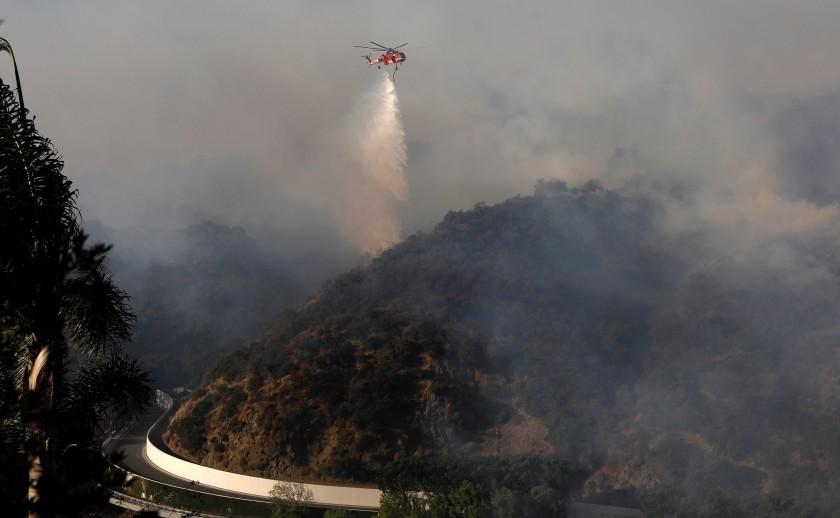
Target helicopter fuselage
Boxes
[367,50,406,66]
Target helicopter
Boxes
[354,41,407,81]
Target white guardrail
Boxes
[146,390,382,510]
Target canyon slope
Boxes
[165,180,840,509]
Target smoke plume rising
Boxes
[338,73,408,254]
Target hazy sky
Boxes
[5,1,840,248]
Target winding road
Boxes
[105,400,642,517]
[105,404,275,505]
[105,394,382,511]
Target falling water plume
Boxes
[339,73,408,255]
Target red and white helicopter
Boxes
[354,41,407,81]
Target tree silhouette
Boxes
[0,66,149,517]
[0,21,25,115]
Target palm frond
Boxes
[0,79,79,325]
[0,58,150,511]
[62,232,134,354]
[0,35,25,114]
[63,265,135,355]
[59,354,151,443]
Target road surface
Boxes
[105,405,274,505]
[105,402,643,517]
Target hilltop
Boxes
[165,180,840,512]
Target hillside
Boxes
[165,180,840,512]
[87,220,356,388]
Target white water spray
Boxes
[339,74,408,254]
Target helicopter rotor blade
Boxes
[393,43,408,49]
[369,41,390,49]
[354,46,383,50]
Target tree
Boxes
[379,482,488,518]
[445,481,486,518]
[378,490,432,518]
[489,487,517,518]
[270,481,315,518]
[0,54,149,517]
[0,21,25,115]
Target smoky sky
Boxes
[4,0,840,247]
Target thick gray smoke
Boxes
[5,1,840,251]
[8,9,840,504]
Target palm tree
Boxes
[0,61,150,517]
[0,20,25,115]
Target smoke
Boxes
[335,73,408,254]
[8,1,840,252]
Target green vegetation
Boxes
[117,473,272,517]
[271,480,314,518]
[0,44,149,515]
[377,456,584,517]
[112,469,373,518]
